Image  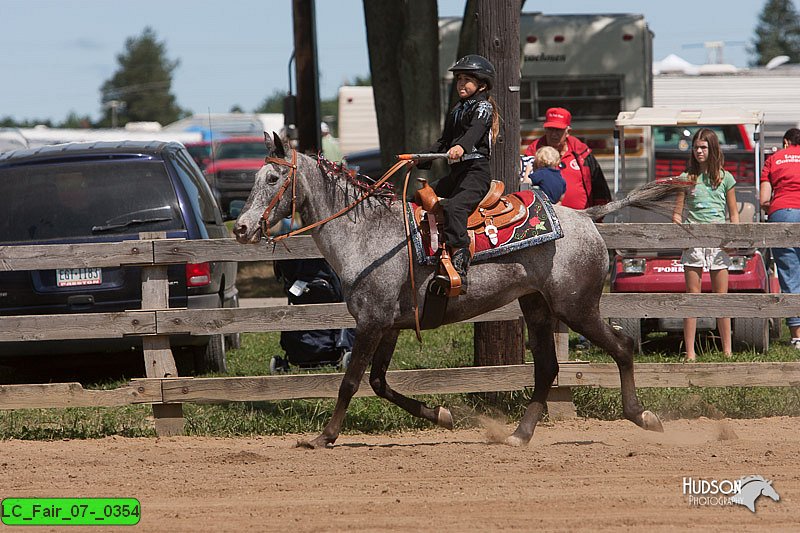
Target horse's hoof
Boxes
[435,406,454,430]
[503,435,526,447]
[641,410,664,433]
[295,437,332,449]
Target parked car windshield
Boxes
[653,126,746,152]
[0,159,185,243]
[215,140,267,160]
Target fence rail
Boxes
[1,223,798,435]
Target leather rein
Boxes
[259,149,411,242]
[258,149,423,341]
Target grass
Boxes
[1,324,798,440]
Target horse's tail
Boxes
[582,177,691,221]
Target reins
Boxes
[260,150,442,343]
[260,150,411,243]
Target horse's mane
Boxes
[739,475,768,486]
[582,177,693,221]
[316,155,397,209]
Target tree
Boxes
[472,0,525,368]
[99,27,187,127]
[751,0,800,65]
[58,111,94,129]
[255,89,287,113]
[363,0,441,187]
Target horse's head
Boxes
[233,132,295,243]
[761,480,780,502]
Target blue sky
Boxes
[0,0,767,123]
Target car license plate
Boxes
[56,267,102,287]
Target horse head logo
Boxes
[730,475,780,513]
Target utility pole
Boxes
[292,0,321,153]
[473,0,525,367]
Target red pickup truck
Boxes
[202,137,267,218]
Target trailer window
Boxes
[520,77,623,121]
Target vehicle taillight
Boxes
[186,262,211,287]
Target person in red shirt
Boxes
[760,127,800,348]
[524,107,611,210]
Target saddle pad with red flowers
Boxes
[407,188,563,266]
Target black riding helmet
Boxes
[449,54,496,90]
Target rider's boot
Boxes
[450,247,471,295]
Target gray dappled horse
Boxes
[234,133,666,448]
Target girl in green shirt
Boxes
[672,128,740,360]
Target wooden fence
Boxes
[2,223,800,435]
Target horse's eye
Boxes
[267,173,280,185]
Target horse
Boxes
[234,133,667,449]
[730,476,780,512]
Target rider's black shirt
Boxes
[428,91,493,160]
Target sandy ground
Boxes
[0,417,797,532]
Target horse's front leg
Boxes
[297,322,382,449]
[369,329,453,429]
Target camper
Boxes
[514,13,654,194]
[340,13,654,192]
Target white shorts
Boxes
[680,247,731,270]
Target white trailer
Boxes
[654,67,800,151]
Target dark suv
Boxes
[0,141,238,374]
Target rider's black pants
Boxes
[434,158,491,249]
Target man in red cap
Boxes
[523,107,610,210]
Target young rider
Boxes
[420,54,500,291]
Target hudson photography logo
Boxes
[682,475,781,512]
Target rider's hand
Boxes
[448,145,465,161]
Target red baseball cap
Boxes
[543,107,571,129]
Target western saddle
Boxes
[413,178,527,297]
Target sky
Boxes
[0,0,769,124]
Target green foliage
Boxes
[1,116,53,128]
[98,27,187,127]
[254,89,287,113]
[751,0,800,65]
[58,111,94,129]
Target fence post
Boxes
[139,232,184,436]
[549,321,577,419]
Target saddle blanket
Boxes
[407,188,563,266]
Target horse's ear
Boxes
[272,131,286,159]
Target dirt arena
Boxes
[1,417,796,532]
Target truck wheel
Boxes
[769,317,782,340]
[194,334,228,374]
[610,318,642,354]
[732,318,769,353]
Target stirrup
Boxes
[432,247,465,297]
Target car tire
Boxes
[194,334,227,374]
[732,317,769,353]
[610,318,642,354]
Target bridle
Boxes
[258,149,298,242]
[259,148,412,244]
[257,148,424,341]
